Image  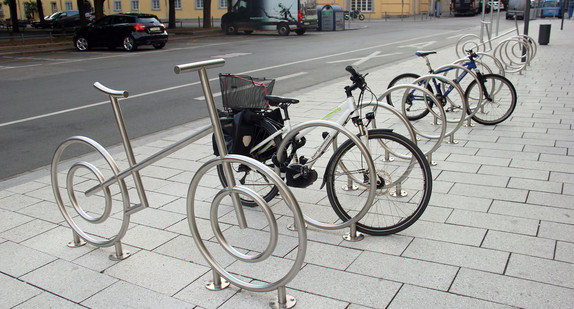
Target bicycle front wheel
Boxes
[465,73,517,125]
[385,73,431,121]
[325,130,432,236]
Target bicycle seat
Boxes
[265,95,300,107]
[415,51,437,57]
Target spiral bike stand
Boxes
[274,120,378,241]
[51,58,306,308]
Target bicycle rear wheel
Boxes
[385,73,432,121]
[217,117,282,206]
[465,73,517,125]
[325,129,432,236]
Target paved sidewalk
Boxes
[1,18,574,308]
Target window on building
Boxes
[65,1,73,10]
[351,0,373,12]
[114,0,122,11]
[175,0,182,9]
[151,0,161,10]
[50,2,57,13]
[131,0,139,11]
[195,0,203,9]
[218,0,227,9]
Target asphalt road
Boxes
[0,15,513,180]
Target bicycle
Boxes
[218,66,433,236]
[387,50,518,126]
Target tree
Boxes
[203,0,211,28]
[93,0,105,19]
[23,1,37,20]
[8,0,19,33]
[36,0,45,22]
[168,0,175,29]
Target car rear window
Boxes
[136,17,162,25]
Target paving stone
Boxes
[447,209,539,235]
[21,259,118,303]
[482,230,556,259]
[490,200,574,225]
[403,238,509,274]
[527,190,574,209]
[347,250,458,291]
[555,241,574,263]
[0,208,35,233]
[448,183,527,203]
[0,274,43,308]
[14,291,83,309]
[451,268,574,308]
[0,241,57,277]
[506,253,574,289]
[399,219,486,246]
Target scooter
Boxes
[344,10,365,20]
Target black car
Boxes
[32,11,79,28]
[53,12,96,29]
[73,13,168,51]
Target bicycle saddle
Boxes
[415,51,437,57]
[265,95,300,107]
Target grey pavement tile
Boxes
[127,207,186,230]
[563,183,574,195]
[507,177,563,193]
[540,152,574,164]
[475,148,540,161]
[447,209,539,235]
[5,181,48,195]
[482,230,556,259]
[21,225,95,261]
[448,183,528,203]
[436,170,509,187]
[432,160,481,174]
[0,274,43,308]
[428,192,492,212]
[285,240,361,270]
[290,264,401,307]
[478,164,549,180]
[403,238,509,274]
[555,241,574,263]
[71,243,141,273]
[0,208,35,233]
[510,158,574,173]
[174,272,238,308]
[14,291,83,309]
[154,234,236,268]
[527,190,574,209]
[506,253,574,289]
[388,284,513,309]
[0,194,42,212]
[0,218,57,243]
[399,219,486,246]
[21,259,118,303]
[0,241,57,277]
[464,140,524,152]
[121,224,179,250]
[104,250,209,296]
[496,199,574,225]
[339,233,413,256]
[418,205,453,223]
[82,280,197,308]
[451,268,574,308]
[15,200,68,224]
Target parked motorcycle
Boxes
[344,10,365,20]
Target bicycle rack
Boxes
[51,58,307,308]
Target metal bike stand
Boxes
[378,85,445,166]
[274,120,377,242]
[52,58,307,308]
[176,60,307,308]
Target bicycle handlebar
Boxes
[344,65,367,97]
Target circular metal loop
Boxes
[433,64,483,120]
[51,136,131,248]
[455,34,481,58]
[187,155,306,293]
[275,120,378,230]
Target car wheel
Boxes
[277,23,290,36]
[75,37,89,51]
[123,36,137,51]
[224,23,238,35]
[152,42,166,49]
[244,30,253,34]
[295,29,305,35]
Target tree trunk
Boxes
[36,0,45,22]
[203,0,212,28]
[77,0,87,26]
[9,0,19,33]
[168,0,176,29]
[94,0,105,19]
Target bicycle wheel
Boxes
[325,129,432,236]
[217,117,283,207]
[465,73,517,125]
[385,73,432,121]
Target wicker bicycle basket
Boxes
[219,74,275,109]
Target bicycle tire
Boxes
[385,73,432,121]
[465,73,517,125]
[217,117,282,206]
[325,129,432,236]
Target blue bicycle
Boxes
[386,50,517,125]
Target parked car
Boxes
[53,12,96,29]
[540,0,561,17]
[73,13,168,51]
[487,1,505,10]
[32,10,79,28]
[506,0,526,18]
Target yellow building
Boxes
[1,0,441,25]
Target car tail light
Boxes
[298,10,302,22]
[133,24,146,31]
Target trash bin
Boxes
[538,24,551,45]
[317,5,344,31]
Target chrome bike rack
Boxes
[51,58,307,308]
